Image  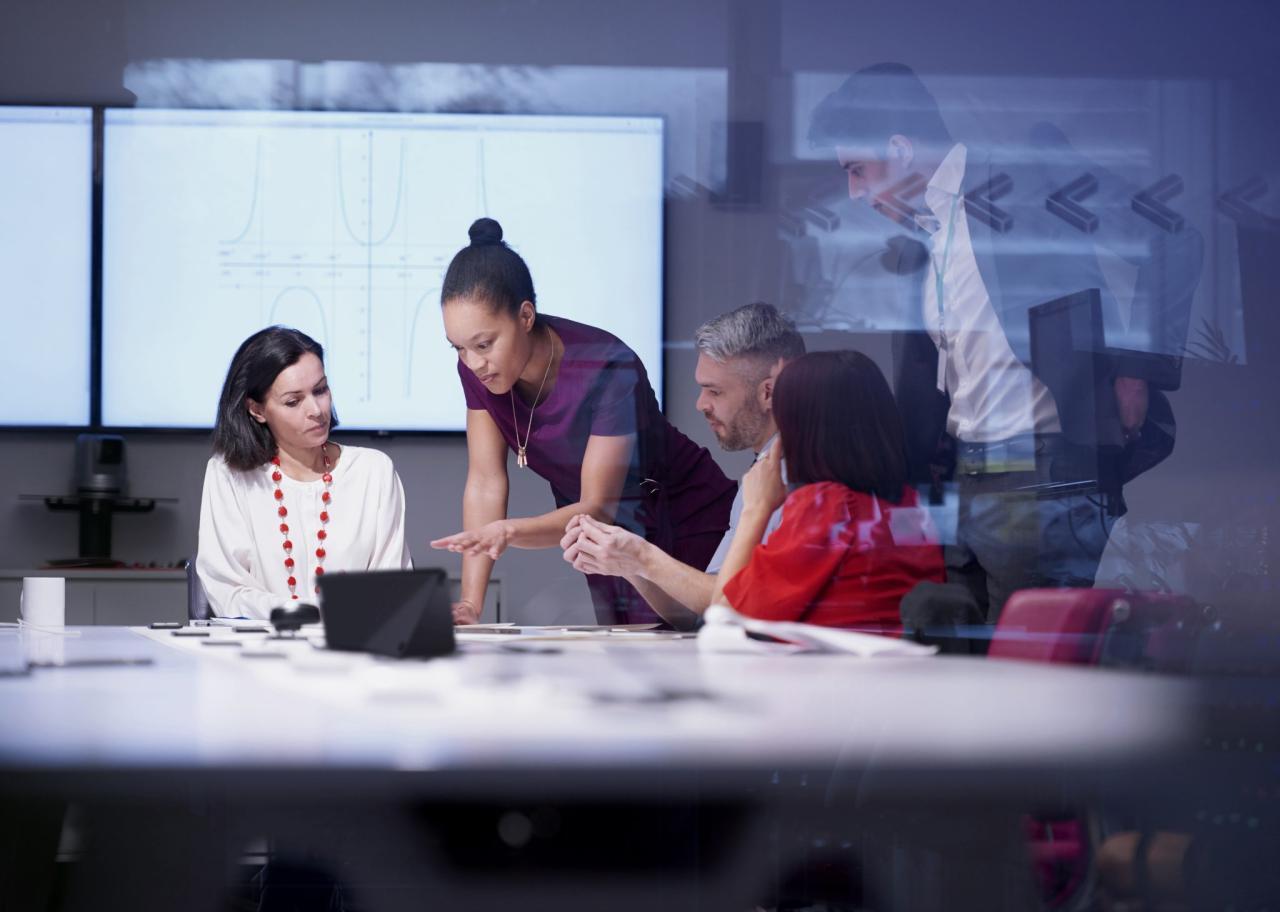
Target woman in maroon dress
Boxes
[431,218,736,625]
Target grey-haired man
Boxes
[560,302,805,628]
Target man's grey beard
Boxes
[714,401,769,452]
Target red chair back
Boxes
[991,588,1202,668]
[992,588,1205,908]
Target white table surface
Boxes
[0,625,1216,912]
[0,625,1200,792]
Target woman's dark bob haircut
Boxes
[440,217,538,322]
[773,350,908,503]
[212,326,337,471]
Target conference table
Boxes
[0,623,1206,912]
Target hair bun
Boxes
[468,217,504,247]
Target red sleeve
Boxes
[722,484,851,622]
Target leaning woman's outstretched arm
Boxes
[503,432,634,545]
[433,431,634,560]
[434,405,635,621]
[454,409,510,622]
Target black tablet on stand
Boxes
[318,569,455,659]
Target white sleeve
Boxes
[705,483,742,575]
[369,461,413,571]
[196,460,283,620]
[706,490,784,575]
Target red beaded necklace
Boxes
[270,444,332,600]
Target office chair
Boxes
[989,588,1202,668]
[183,558,212,622]
[987,589,1209,909]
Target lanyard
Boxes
[931,193,960,393]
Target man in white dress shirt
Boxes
[560,302,804,628]
[808,64,1198,621]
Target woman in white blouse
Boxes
[197,326,412,619]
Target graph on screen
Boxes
[0,106,92,426]
[102,109,663,429]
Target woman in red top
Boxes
[711,350,944,633]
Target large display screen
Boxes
[102,109,663,430]
[0,106,93,426]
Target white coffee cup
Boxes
[20,577,66,628]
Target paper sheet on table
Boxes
[455,627,595,641]
[455,624,661,639]
[697,605,937,657]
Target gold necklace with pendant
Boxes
[510,329,557,469]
